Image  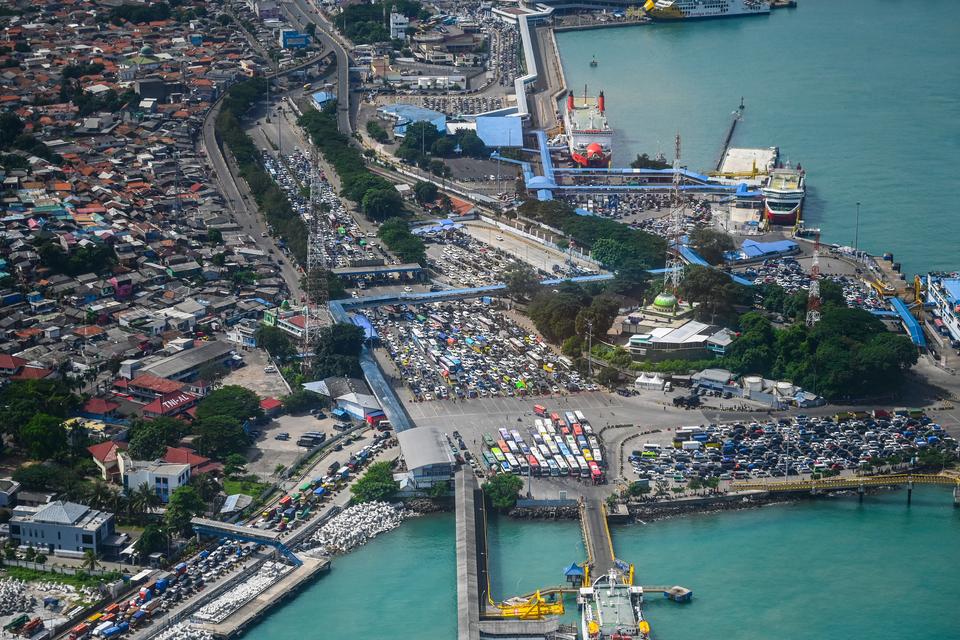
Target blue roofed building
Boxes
[311,91,336,110]
[377,104,446,137]
[475,116,523,148]
[926,275,960,342]
[725,239,800,263]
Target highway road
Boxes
[282,0,354,135]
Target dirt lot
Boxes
[220,348,290,399]
[244,412,343,479]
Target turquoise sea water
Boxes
[246,489,959,639]
[556,0,960,276]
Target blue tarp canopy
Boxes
[563,562,585,577]
[739,239,799,259]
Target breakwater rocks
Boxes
[509,505,580,520]
[303,501,411,555]
[405,498,450,513]
[628,493,792,522]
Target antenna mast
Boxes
[805,231,822,328]
[664,133,685,293]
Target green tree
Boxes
[207,229,223,244]
[362,188,403,221]
[527,282,590,343]
[596,366,620,388]
[81,549,100,572]
[283,389,326,414]
[19,414,67,460]
[0,112,24,147]
[688,227,736,265]
[457,130,487,158]
[680,265,750,324]
[561,335,583,357]
[189,472,222,502]
[482,474,524,511]
[575,294,620,338]
[134,524,168,557]
[350,461,400,503]
[413,180,438,205]
[128,417,184,460]
[255,325,296,363]
[163,486,206,536]
[223,454,248,478]
[0,380,80,439]
[194,415,249,460]
[195,386,262,423]
[127,482,161,523]
[503,262,540,301]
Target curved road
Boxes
[283,0,354,135]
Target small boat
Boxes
[590,56,598,67]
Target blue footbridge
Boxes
[190,517,303,566]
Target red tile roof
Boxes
[87,439,127,464]
[260,397,282,411]
[0,354,27,371]
[11,366,53,380]
[84,397,120,415]
[128,374,184,395]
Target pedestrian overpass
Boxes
[190,517,303,566]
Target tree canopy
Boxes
[0,380,80,441]
[256,325,297,363]
[377,218,425,263]
[351,461,400,503]
[195,386,262,424]
[482,474,524,511]
[503,262,540,301]
[19,414,67,460]
[527,282,592,343]
[689,228,736,265]
[127,417,185,460]
[163,486,206,535]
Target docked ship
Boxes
[563,88,612,168]
[580,570,650,640]
[762,166,805,225]
[643,0,771,20]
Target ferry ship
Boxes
[563,89,612,168]
[762,166,805,225]
[643,0,770,20]
[580,570,650,640]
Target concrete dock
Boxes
[195,556,331,639]
[580,497,617,577]
[456,469,482,640]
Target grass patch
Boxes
[1,566,120,588]
[223,478,269,497]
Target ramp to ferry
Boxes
[191,517,303,566]
[580,497,617,577]
[456,470,482,640]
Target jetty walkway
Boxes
[732,472,960,505]
[579,497,618,578]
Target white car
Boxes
[263,366,277,373]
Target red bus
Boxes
[589,461,603,484]
[572,423,583,437]
[533,404,547,417]
[279,495,292,506]
[526,454,540,476]
[550,412,561,426]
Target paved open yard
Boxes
[220,347,290,399]
[244,413,342,479]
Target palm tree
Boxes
[128,483,161,523]
[84,480,114,511]
[81,549,100,573]
[190,473,221,503]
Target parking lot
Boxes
[366,298,587,402]
[626,411,958,487]
[221,348,290,399]
[245,412,341,479]
[737,255,886,312]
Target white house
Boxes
[118,453,191,503]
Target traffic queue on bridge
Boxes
[628,410,958,486]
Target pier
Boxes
[579,497,618,577]
[731,472,960,506]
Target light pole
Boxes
[854,201,861,258]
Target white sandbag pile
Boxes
[304,502,409,555]
[192,562,291,624]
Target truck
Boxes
[68,623,91,640]
[682,440,703,452]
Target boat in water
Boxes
[643,0,770,20]
[563,88,612,167]
[580,569,649,640]
[590,55,598,67]
[762,166,806,225]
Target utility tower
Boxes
[302,147,328,371]
[664,133,685,293]
[805,231,822,328]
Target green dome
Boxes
[653,292,677,309]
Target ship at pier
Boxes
[563,88,612,168]
[644,0,771,20]
[762,166,805,225]
[580,569,650,640]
